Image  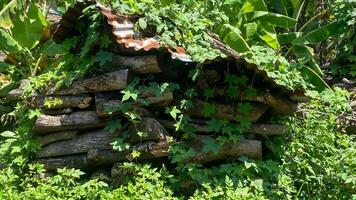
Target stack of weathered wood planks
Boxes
[7,52,301,176]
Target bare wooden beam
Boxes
[36,154,88,171]
[111,55,162,74]
[128,117,170,143]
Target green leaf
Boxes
[277,32,302,45]
[295,22,345,45]
[0,61,13,72]
[121,88,139,102]
[0,28,22,52]
[202,103,216,117]
[138,18,147,30]
[238,102,253,115]
[202,137,220,155]
[11,4,45,49]
[298,65,330,92]
[219,24,252,53]
[206,119,223,132]
[105,119,122,134]
[0,131,15,138]
[203,88,214,99]
[95,50,113,66]
[0,81,17,97]
[253,11,297,28]
[39,40,64,56]
[167,106,181,120]
[245,22,257,39]
[0,0,24,29]
[293,45,323,76]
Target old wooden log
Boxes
[111,55,162,74]
[38,130,78,146]
[86,141,170,165]
[43,108,73,115]
[36,154,88,171]
[95,92,173,118]
[214,88,297,115]
[90,169,112,183]
[48,70,132,95]
[187,99,268,122]
[128,117,170,143]
[33,111,106,134]
[158,119,288,136]
[36,129,114,158]
[29,94,92,109]
[7,79,30,100]
[186,135,262,163]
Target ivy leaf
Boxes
[95,50,113,66]
[238,103,253,115]
[28,109,42,119]
[245,87,257,98]
[105,119,122,134]
[225,74,239,85]
[111,138,130,151]
[202,103,216,117]
[227,87,239,98]
[121,88,139,102]
[100,34,111,48]
[206,119,222,132]
[166,106,181,120]
[204,88,214,99]
[202,137,220,155]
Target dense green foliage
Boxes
[0,0,355,199]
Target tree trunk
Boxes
[36,129,114,158]
[158,119,288,136]
[48,70,132,95]
[38,130,78,146]
[33,111,106,134]
[186,99,268,122]
[43,108,73,115]
[29,94,92,109]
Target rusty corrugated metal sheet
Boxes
[52,0,295,94]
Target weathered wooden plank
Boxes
[36,129,114,158]
[158,119,288,136]
[29,94,92,109]
[48,70,132,95]
[111,55,162,74]
[36,154,88,171]
[128,117,170,143]
[214,88,298,115]
[186,99,268,122]
[38,130,78,146]
[95,92,173,118]
[33,111,106,134]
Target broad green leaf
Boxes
[295,22,345,45]
[11,4,45,49]
[0,28,22,52]
[293,45,323,76]
[245,22,257,39]
[202,137,220,155]
[219,24,252,53]
[0,61,13,72]
[260,22,280,49]
[299,65,330,92]
[0,81,17,97]
[277,32,302,44]
[0,0,24,29]
[253,11,296,28]
[39,40,64,56]
[247,0,267,11]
